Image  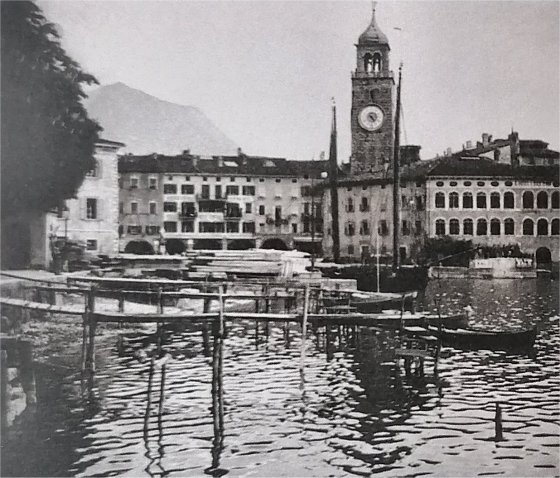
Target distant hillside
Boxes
[85,82,238,156]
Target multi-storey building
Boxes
[425,155,559,265]
[118,151,327,254]
[30,138,124,268]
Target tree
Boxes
[1,1,101,217]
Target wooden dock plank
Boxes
[0,297,83,315]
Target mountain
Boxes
[85,82,238,156]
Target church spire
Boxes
[358,1,389,46]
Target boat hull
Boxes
[429,326,537,350]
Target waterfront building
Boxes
[425,154,559,266]
[118,151,327,254]
[322,6,559,268]
[30,139,124,268]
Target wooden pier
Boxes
[0,274,462,375]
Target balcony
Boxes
[225,210,242,220]
[179,210,197,220]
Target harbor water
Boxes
[1,277,559,477]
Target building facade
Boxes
[118,152,327,254]
[30,139,124,268]
[426,156,559,264]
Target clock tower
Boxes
[350,5,394,176]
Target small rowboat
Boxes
[428,326,537,350]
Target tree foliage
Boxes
[1,1,101,217]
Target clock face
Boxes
[358,105,384,132]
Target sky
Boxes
[40,0,559,161]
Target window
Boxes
[201,184,210,199]
[449,219,460,235]
[181,202,196,217]
[86,198,98,219]
[476,193,487,209]
[146,225,160,235]
[436,181,444,187]
[504,192,514,209]
[181,184,195,195]
[245,203,252,214]
[259,205,265,215]
[522,219,534,236]
[463,181,472,187]
[167,176,173,181]
[119,202,124,214]
[292,223,297,233]
[379,220,388,236]
[185,176,190,181]
[301,186,312,196]
[463,219,473,235]
[86,239,98,251]
[242,186,255,196]
[274,206,282,223]
[203,176,208,182]
[149,202,157,215]
[247,177,252,182]
[346,198,354,212]
[415,220,422,236]
[435,192,445,208]
[215,185,223,199]
[164,221,177,233]
[227,222,239,233]
[491,181,499,187]
[359,220,370,235]
[127,225,142,235]
[415,196,424,210]
[476,219,487,236]
[181,221,194,233]
[130,177,139,189]
[360,197,369,212]
[216,176,221,182]
[552,218,559,236]
[552,191,559,209]
[275,179,281,183]
[537,218,548,236]
[537,191,548,209]
[130,202,138,214]
[163,202,177,212]
[226,185,239,196]
[450,181,457,187]
[490,219,501,235]
[345,222,355,236]
[149,177,158,190]
[402,220,410,236]
[86,161,99,177]
[522,191,534,209]
[163,184,177,194]
[463,192,473,209]
[435,219,445,236]
[490,192,501,209]
[242,222,255,233]
[199,222,225,233]
[348,245,355,255]
[477,181,485,187]
[230,177,236,182]
[504,218,514,235]
[449,192,459,209]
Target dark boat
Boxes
[428,326,537,350]
[349,290,418,313]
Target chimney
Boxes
[217,157,224,168]
[466,140,473,149]
[182,149,190,156]
[192,155,198,168]
[446,147,452,156]
[237,147,243,156]
[482,133,490,146]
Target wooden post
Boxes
[118,293,125,313]
[218,284,225,338]
[144,356,155,433]
[18,340,36,406]
[85,286,97,373]
[399,293,406,331]
[158,361,167,418]
[1,350,8,432]
[300,284,310,365]
[264,285,270,314]
[495,402,503,441]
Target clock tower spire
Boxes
[350,4,395,175]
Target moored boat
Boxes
[427,325,537,350]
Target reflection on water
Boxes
[1,278,559,477]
